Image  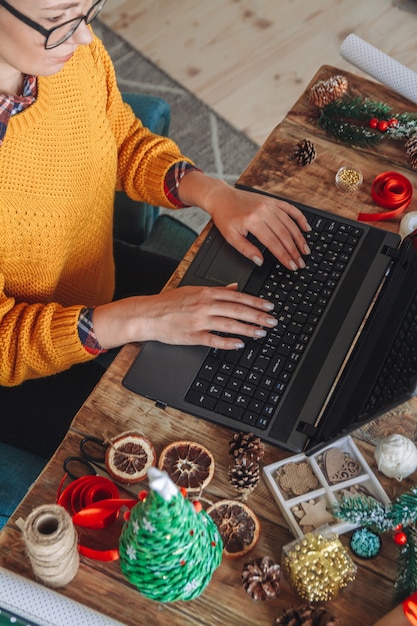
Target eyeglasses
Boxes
[0,0,107,49]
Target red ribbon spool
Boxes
[57,475,137,561]
[358,171,413,222]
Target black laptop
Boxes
[123,188,417,452]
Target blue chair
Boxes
[0,443,46,529]
[114,93,197,253]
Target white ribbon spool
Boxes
[374,434,417,481]
[399,211,417,239]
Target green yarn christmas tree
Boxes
[119,467,223,602]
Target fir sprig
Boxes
[333,495,392,532]
[317,96,417,147]
[394,525,417,603]
[389,487,417,528]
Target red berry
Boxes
[378,120,389,132]
[389,118,399,128]
[369,117,379,129]
[393,531,407,546]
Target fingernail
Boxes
[252,255,263,267]
[298,258,306,269]
[304,244,311,255]
[265,317,277,327]
[234,341,245,349]
[290,260,298,271]
[255,329,267,338]
[263,301,275,311]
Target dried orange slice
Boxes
[207,499,260,559]
[105,431,156,484]
[158,440,215,493]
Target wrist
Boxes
[178,171,228,213]
[92,298,152,349]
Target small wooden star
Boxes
[299,499,335,528]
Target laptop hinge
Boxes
[382,245,401,260]
[296,421,318,437]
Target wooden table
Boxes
[2,65,417,626]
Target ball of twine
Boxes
[22,504,79,588]
[374,434,417,481]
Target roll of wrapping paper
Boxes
[340,34,417,105]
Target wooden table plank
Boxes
[2,65,417,625]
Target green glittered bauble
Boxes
[119,468,223,602]
[350,527,382,559]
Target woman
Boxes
[0,0,311,456]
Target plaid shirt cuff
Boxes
[164,161,201,207]
[78,307,107,355]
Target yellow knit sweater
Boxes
[0,35,192,386]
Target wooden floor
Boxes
[101,0,417,146]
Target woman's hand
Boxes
[178,172,311,271]
[93,283,277,350]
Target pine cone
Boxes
[293,139,316,166]
[228,458,260,498]
[242,556,281,601]
[275,603,326,625]
[309,74,348,108]
[228,431,265,463]
[406,134,417,169]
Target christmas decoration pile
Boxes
[309,73,417,169]
[228,432,265,499]
[334,485,417,602]
[119,467,222,602]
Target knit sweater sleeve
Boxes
[0,277,92,386]
[93,36,196,209]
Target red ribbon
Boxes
[57,475,137,561]
[358,171,413,222]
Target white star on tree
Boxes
[142,517,156,533]
[126,544,136,561]
[184,580,198,595]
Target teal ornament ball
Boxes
[119,468,223,602]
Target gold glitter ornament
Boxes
[335,166,363,192]
[282,530,356,602]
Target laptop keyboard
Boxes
[185,211,363,430]
[365,297,417,413]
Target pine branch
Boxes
[317,96,417,147]
[394,525,417,603]
[321,96,393,122]
[318,118,382,148]
[389,487,417,528]
[333,495,392,532]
